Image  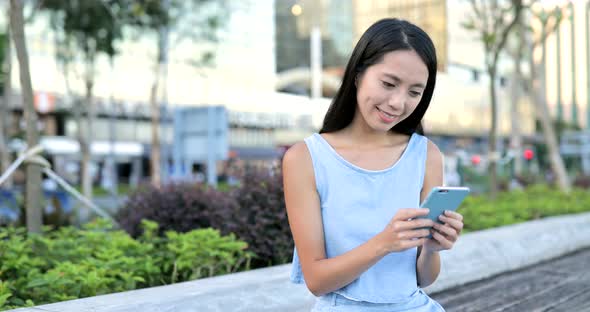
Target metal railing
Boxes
[0,145,118,225]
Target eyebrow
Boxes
[383,73,426,89]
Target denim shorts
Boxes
[311,289,445,312]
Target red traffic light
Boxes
[523,149,534,161]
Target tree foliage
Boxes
[41,0,124,58]
[121,0,228,65]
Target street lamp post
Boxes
[291,1,323,99]
[308,1,322,99]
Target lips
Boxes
[376,107,398,123]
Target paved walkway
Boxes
[431,248,590,312]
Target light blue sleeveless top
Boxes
[290,132,428,304]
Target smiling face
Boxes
[354,49,429,133]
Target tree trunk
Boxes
[488,69,499,198]
[150,31,168,187]
[150,63,161,187]
[510,35,524,176]
[529,54,571,192]
[0,15,13,188]
[10,0,42,233]
[81,76,94,202]
[72,84,84,189]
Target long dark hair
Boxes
[320,18,437,136]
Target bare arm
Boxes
[283,142,433,296]
[416,140,444,287]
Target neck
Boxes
[341,114,400,146]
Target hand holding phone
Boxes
[417,186,470,237]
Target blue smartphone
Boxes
[417,186,470,237]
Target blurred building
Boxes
[6,0,587,184]
[0,0,314,184]
[352,0,448,72]
[274,0,532,145]
[535,0,589,129]
[275,0,353,74]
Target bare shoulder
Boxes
[425,138,443,164]
[421,138,444,198]
[282,141,316,184]
[282,141,312,170]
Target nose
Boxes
[387,89,406,113]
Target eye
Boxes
[409,91,422,98]
[381,81,395,88]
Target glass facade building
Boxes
[275,0,353,76]
[353,0,447,71]
[275,0,447,96]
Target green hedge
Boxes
[0,219,252,311]
[2,185,588,310]
[459,185,590,232]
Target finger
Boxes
[439,215,464,232]
[393,208,430,221]
[433,223,458,242]
[392,219,435,232]
[398,229,431,240]
[444,210,463,221]
[401,238,427,249]
[431,229,453,249]
[395,218,435,232]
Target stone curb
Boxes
[9,212,590,312]
[423,211,590,294]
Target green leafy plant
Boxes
[0,281,13,308]
[0,219,250,311]
[459,185,590,232]
[166,228,251,283]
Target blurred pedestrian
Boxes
[283,18,463,311]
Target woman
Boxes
[282,18,464,311]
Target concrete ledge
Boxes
[423,211,590,294]
[9,212,590,312]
